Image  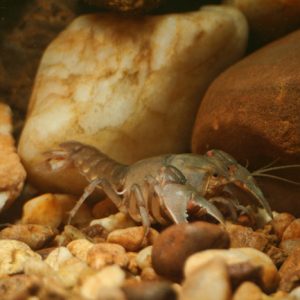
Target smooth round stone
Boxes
[152,221,230,281]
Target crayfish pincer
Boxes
[44,141,273,233]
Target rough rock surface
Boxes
[223,0,300,49]
[18,6,248,193]
[0,103,26,212]
[192,30,300,214]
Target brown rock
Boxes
[152,222,230,281]
[282,219,300,241]
[223,0,300,49]
[271,213,295,240]
[0,103,26,211]
[225,223,269,251]
[192,30,300,215]
[92,198,118,219]
[123,281,177,300]
[232,282,264,300]
[279,249,300,292]
[0,224,56,250]
[280,240,300,256]
[107,226,159,252]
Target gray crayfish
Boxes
[44,141,283,232]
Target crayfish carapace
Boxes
[43,141,296,233]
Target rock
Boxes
[192,30,300,214]
[232,282,264,300]
[223,0,300,48]
[279,249,300,292]
[0,240,41,276]
[282,219,300,241]
[185,248,279,293]
[280,240,300,256]
[136,246,152,270]
[18,6,248,193]
[126,252,139,275]
[225,223,269,251]
[92,198,119,219]
[271,213,295,241]
[45,247,74,271]
[86,242,128,269]
[0,103,26,211]
[107,226,159,252]
[180,259,231,300]
[80,265,126,300]
[85,0,163,13]
[123,281,177,300]
[21,193,92,229]
[152,222,230,281]
[90,212,136,233]
[0,224,56,250]
[67,239,94,261]
[140,267,161,281]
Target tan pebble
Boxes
[0,240,41,276]
[225,223,269,251]
[0,224,56,250]
[81,224,108,241]
[185,248,279,293]
[67,239,94,261]
[54,224,88,246]
[107,226,159,252]
[279,249,300,292]
[0,103,26,212]
[58,257,90,288]
[24,257,56,278]
[92,198,118,219]
[87,242,128,270]
[90,212,136,233]
[21,193,92,229]
[271,213,295,241]
[280,240,300,256]
[232,282,264,300]
[140,267,160,282]
[45,247,73,271]
[180,259,231,300]
[136,246,152,270]
[290,286,300,299]
[80,265,126,300]
[126,252,139,275]
[282,219,300,242]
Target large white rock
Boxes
[19,6,248,193]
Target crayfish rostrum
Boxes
[43,141,280,232]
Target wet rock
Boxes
[185,248,279,293]
[271,213,295,241]
[107,226,159,252]
[225,223,269,251]
[0,103,26,211]
[86,242,128,269]
[180,259,231,300]
[21,193,92,229]
[123,281,177,300]
[152,222,230,281]
[85,0,163,13]
[0,224,56,250]
[279,249,300,292]
[18,6,248,193]
[232,282,264,300]
[91,212,136,233]
[0,240,41,276]
[223,0,300,48]
[282,219,300,241]
[92,198,119,219]
[67,239,94,262]
[192,30,300,214]
[80,265,126,300]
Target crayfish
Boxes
[42,141,300,233]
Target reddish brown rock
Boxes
[282,219,300,241]
[271,213,295,241]
[152,222,230,281]
[192,30,300,215]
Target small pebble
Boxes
[136,246,152,270]
[45,247,73,271]
[0,240,41,276]
[67,239,94,262]
[0,224,56,250]
[232,282,264,300]
[180,259,231,300]
[271,213,295,241]
[282,219,300,242]
[152,221,229,281]
[92,198,119,219]
[107,226,159,252]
